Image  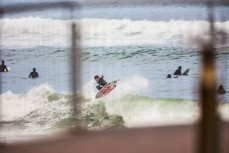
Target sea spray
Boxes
[1,79,228,130]
[81,102,124,129]
[80,79,96,101]
[1,82,229,140]
[101,76,149,101]
[81,76,200,127]
[219,103,229,121]
[0,84,72,125]
[105,95,200,127]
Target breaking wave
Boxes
[1,76,229,140]
[1,17,229,48]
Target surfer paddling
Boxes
[94,74,108,90]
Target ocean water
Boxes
[0,1,229,141]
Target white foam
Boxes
[1,79,229,130]
[106,97,200,127]
[107,76,149,99]
[219,103,229,121]
[1,17,229,48]
[0,84,70,122]
[90,75,200,127]
[81,79,96,101]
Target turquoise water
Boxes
[0,2,229,141]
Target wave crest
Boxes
[0,84,71,122]
[1,17,229,48]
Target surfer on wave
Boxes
[94,74,107,90]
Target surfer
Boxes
[217,85,226,94]
[94,74,108,90]
[29,68,39,78]
[174,66,182,75]
[167,74,172,78]
[0,60,9,72]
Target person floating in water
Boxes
[217,85,226,94]
[174,66,182,75]
[94,74,107,90]
[29,68,39,78]
[167,74,172,78]
[0,60,8,72]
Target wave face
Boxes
[1,80,229,141]
[0,84,72,123]
[1,18,229,48]
[1,82,227,128]
[0,81,198,129]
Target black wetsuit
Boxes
[0,64,8,72]
[96,76,107,90]
[174,68,181,75]
[29,72,39,78]
[217,86,226,94]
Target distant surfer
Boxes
[0,60,9,72]
[29,68,39,78]
[94,74,107,90]
[167,74,172,78]
[174,66,182,75]
[217,85,226,94]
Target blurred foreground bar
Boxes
[0,123,229,153]
[198,1,221,153]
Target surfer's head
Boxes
[33,68,36,72]
[178,66,182,69]
[2,60,4,64]
[167,74,171,78]
[217,85,225,94]
[94,75,100,82]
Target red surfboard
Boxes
[95,80,118,98]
